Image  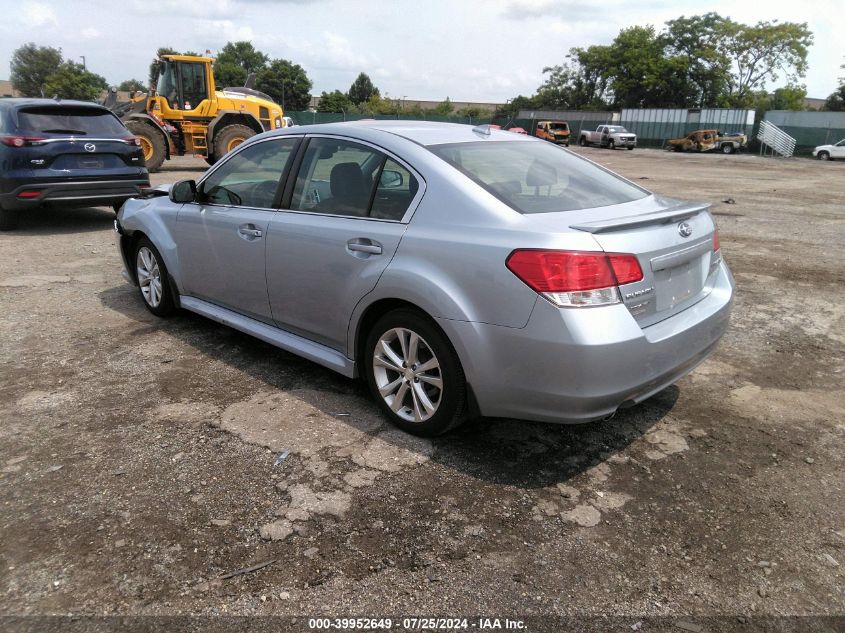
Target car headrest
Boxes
[330,162,367,202]
[525,160,558,187]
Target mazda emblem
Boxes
[84,143,96,153]
[678,221,692,238]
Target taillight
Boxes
[506,250,643,307]
[0,135,46,148]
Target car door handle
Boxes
[238,224,263,239]
[346,238,382,255]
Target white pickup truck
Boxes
[578,125,637,150]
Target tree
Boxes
[431,98,454,116]
[317,90,352,113]
[767,84,807,111]
[347,72,379,105]
[664,13,731,107]
[43,61,107,101]
[823,59,845,111]
[214,41,268,88]
[255,59,312,111]
[149,47,179,86]
[719,19,813,106]
[117,79,146,92]
[10,43,63,97]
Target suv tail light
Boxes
[506,250,643,307]
[0,135,46,148]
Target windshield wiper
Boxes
[41,129,88,135]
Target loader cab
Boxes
[153,56,215,116]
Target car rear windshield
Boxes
[16,107,127,136]
[428,140,648,214]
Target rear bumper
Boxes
[0,178,150,211]
[439,260,734,423]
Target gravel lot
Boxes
[1,147,843,631]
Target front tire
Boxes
[126,120,166,172]
[818,151,830,161]
[364,309,466,437]
[212,124,256,160]
[134,238,176,317]
[608,139,615,150]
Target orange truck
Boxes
[534,120,570,146]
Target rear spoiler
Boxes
[570,201,710,234]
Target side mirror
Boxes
[169,179,197,203]
[380,169,403,189]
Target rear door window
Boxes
[16,107,127,136]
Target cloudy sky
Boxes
[0,0,841,103]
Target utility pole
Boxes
[80,56,86,69]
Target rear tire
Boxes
[212,124,256,160]
[126,120,166,172]
[721,143,735,154]
[579,136,587,147]
[134,237,176,317]
[627,146,634,150]
[364,309,467,437]
[0,205,18,231]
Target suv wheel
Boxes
[721,143,735,154]
[0,205,18,231]
[134,238,176,316]
[818,151,830,161]
[364,309,466,437]
[608,139,615,150]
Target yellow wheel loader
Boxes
[108,55,284,171]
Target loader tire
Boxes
[126,120,166,172]
[212,124,255,160]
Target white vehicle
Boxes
[813,139,845,161]
[578,125,637,150]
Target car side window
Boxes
[290,138,383,218]
[200,138,298,208]
[370,159,418,221]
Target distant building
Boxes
[0,80,21,98]
[804,97,826,111]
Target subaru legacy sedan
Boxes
[115,121,734,436]
[0,98,149,230]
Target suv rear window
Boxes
[16,107,127,136]
[428,140,647,214]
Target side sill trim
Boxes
[179,296,356,378]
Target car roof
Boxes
[0,98,110,112]
[268,120,535,147]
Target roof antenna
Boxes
[472,123,493,137]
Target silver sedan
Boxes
[115,121,734,436]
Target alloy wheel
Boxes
[372,327,443,423]
[136,246,163,308]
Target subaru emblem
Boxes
[678,221,692,238]
[84,143,96,153]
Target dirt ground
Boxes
[1,147,843,632]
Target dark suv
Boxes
[0,98,150,229]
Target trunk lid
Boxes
[532,195,721,326]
